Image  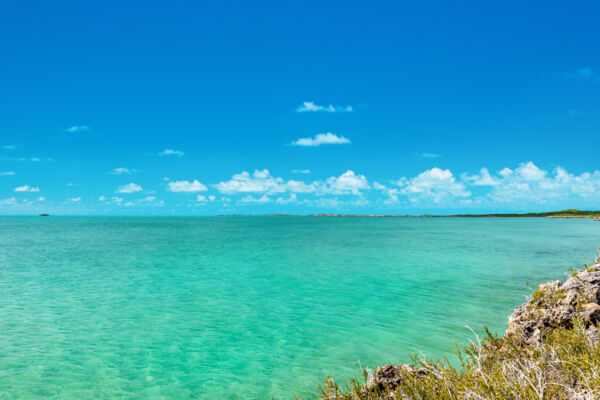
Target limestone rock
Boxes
[506,257,600,346]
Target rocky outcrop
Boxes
[507,256,600,346]
[363,256,600,397]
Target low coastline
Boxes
[260,209,600,219]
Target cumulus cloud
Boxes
[295,101,354,113]
[291,132,351,147]
[461,168,501,186]
[483,162,600,203]
[214,169,316,195]
[1,171,15,176]
[214,169,369,198]
[321,170,369,195]
[396,168,470,203]
[116,183,143,193]
[214,170,292,194]
[159,149,184,157]
[14,185,40,192]
[167,179,207,192]
[65,125,90,133]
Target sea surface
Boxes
[1,217,599,399]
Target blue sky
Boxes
[1,0,599,215]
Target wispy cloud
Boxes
[239,195,271,204]
[1,171,15,176]
[14,185,40,192]
[291,132,351,147]
[68,197,81,202]
[65,125,90,133]
[116,183,143,193]
[159,149,184,157]
[0,197,17,206]
[111,167,136,175]
[167,179,207,192]
[295,101,354,113]
[291,169,311,174]
[0,156,50,162]
[564,66,600,82]
[3,145,16,150]
[420,152,440,159]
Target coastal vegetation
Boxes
[309,256,600,399]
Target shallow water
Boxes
[1,217,599,399]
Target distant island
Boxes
[260,209,600,219]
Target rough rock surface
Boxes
[507,256,600,346]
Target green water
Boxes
[1,217,599,399]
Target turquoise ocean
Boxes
[1,216,599,399]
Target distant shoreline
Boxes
[255,209,600,219]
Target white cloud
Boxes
[214,169,317,195]
[291,169,311,174]
[37,197,45,202]
[0,157,47,162]
[0,197,17,206]
[396,168,470,203]
[291,132,351,147]
[65,125,90,133]
[116,183,143,193]
[239,195,271,204]
[159,149,184,157]
[321,170,369,195]
[68,197,81,202]
[214,169,369,197]
[197,195,216,202]
[295,101,354,113]
[372,182,400,204]
[111,167,136,175]
[14,185,40,192]
[276,193,298,204]
[1,171,15,176]
[214,170,287,194]
[167,179,207,192]
[461,168,501,186]
[480,162,600,203]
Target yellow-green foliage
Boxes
[312,319,600,400]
